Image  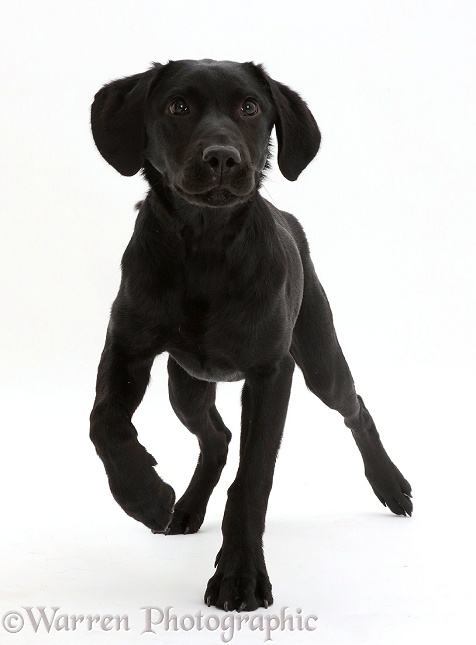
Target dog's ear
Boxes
[258,68,321,181]
[91,65,162,176]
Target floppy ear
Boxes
[91,65,161,176]
[262,71,321,181]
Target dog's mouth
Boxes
[174,185,253,208]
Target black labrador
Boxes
[90,59,412,611]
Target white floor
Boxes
[1,369,474,644]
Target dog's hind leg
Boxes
[166,356,232,535]
[291,253,413,516]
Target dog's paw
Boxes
[165,505,205,535]
[107,447,175,533]
[366,461,413,516]
[204,570,273,611]
[114,476,175,533]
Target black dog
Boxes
[90,59,412,611]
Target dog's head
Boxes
[91,60,321,208]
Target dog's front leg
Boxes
[90,335,175,533]
[205,354,295,611]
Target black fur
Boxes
[89,59,412,612]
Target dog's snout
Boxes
[202,145,241,174]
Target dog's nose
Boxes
[202,145,241,174]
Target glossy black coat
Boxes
[90,60,412,611]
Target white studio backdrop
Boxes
[1,1,475,644]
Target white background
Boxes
[1,1,475,643]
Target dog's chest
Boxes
[175,231,264,335]
[163,224,287,379]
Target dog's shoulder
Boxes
[262,197,310,257]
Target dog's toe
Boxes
[204,571,273,611]
[367,462,413,517]
[166,507,204,535]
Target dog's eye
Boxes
[241,99,259,116]
[169,98,189,115]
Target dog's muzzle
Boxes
[174,144,257,207]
